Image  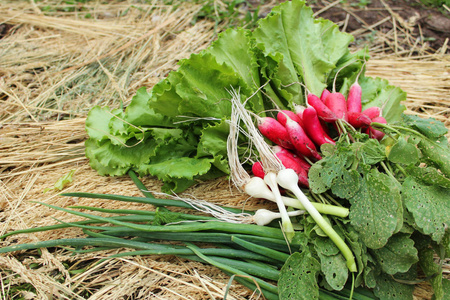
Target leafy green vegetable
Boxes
[402,114,448,139]
[418,247,446,300]
[349,169,402,249]
[402,177,450,243]
[417,137,450,179]
[387,136,420,165]
[84,0,406,193]
[278,251,321,300]
[371,233,418,275]
[406,165,450,189]
[373,272,415,300]
[314,238,348,290]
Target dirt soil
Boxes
[316,0,450,52]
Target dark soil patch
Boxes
[314,0,449,53]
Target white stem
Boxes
[245,177,349,218]
[263,172,295,241]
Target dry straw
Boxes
[0,0,449,299]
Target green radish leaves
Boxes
[402,177,450,243]
[349,169,402,249]
[402,114,448,139]
[371,233,418,275]
[278,251,321,300]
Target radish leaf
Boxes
[418,247,446,300]
[387,136,420,165]
[417,138,450,179]
[371,233,418,275]
[349,169,401,249]
[374,272,415,300]
[403,114,448,139]
[279,251,321,300]
[402,177,450,243]
[314,239,348,290]
[406,166,450,188]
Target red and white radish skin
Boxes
[272,146,311,172]
[277,110,301,126]
[302,107,336,146]
[347,111,372,129]
[347,81,362,113]
[284,116,322,160]
[324,92,348,121]
[257,117,294,150]
[307,93,338,122]
[362,106,382,119]
[275,152,309,187]
[252,161,265,179]
[320,89,331,102]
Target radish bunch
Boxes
[253,79,387,188]
[227,88,356,273]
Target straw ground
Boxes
[1,1,449,299]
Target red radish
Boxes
[362,106,382,119]
[293,104,306,127]
[284,117,322,160]
[302,107,336,146]
[366,116,387,140]
[307,93,338,122]
[347,59,367,114]
[320,89,331,102]
[347,81,362,113]
[257,117,294,150]
[252,161,265,179]
[275,152,309,187]
[272,146,311,171]
[347,111,372,129]
[320,119,331,135]
[324,92,348,121]
[277,110,301,127]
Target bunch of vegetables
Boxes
[1,1,449,299]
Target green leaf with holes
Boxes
[331,169,362,199]
[357,139,386,165]
[402,114,448,140]
[314,238,348,290]
[371,233,418,275]
[349,169,401,249]
[308,146,354,194]
[308,163,329,194]
[313,236,340,256]
[278,251,321,300]
[406,166,450,189]
[402,177,450,243]
[374,272,415,300]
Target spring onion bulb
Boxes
[253,208,305,226]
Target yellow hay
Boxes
[1,0,449,299]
